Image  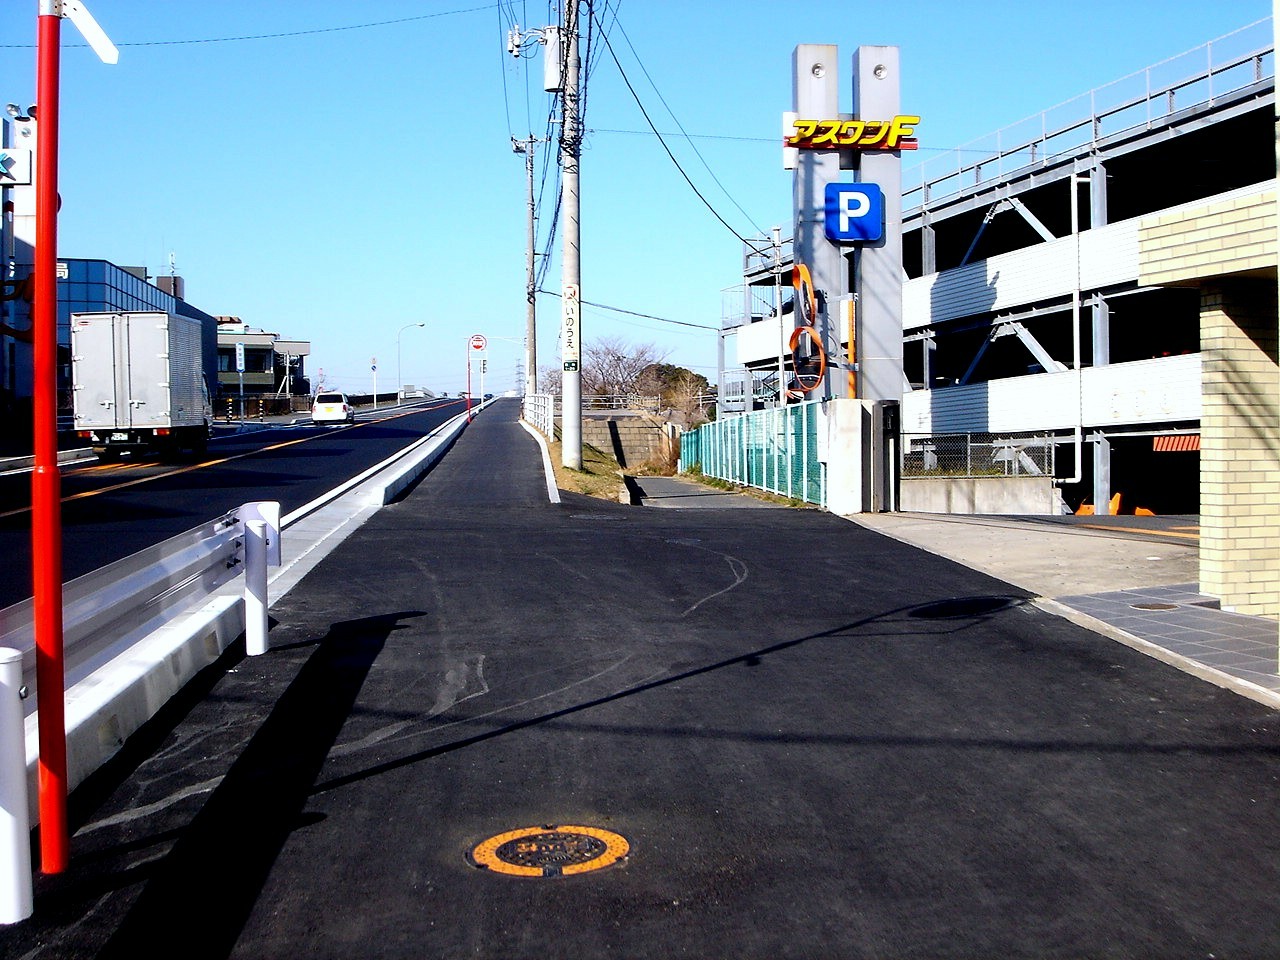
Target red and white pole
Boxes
[465,344,473,422]
[32,1,68,875]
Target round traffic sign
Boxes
[470,334,487,350]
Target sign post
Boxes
[235,340,245,418]
[31,0,117,877]
[467,335,486,421]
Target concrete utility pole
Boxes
[560,0,583,469]
[513,136,538,398]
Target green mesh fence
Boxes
[679,400,825,506]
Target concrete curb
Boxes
[1034,597,1280,711]
[519,418,562,504]
[845,512,1280,712]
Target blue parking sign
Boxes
[824,183,884,242]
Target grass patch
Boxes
[547,436,627,502]
[680,465,813,508]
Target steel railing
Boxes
[904,18,1274,211]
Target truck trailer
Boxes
[71,311,212,461]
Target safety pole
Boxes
[244,521,268,656]
[32,3,68,876]
[465,344,472,422]
[0,648,33,924]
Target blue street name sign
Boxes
[824,183,884,242]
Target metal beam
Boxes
[1007,197,1056,242]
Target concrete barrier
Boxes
[900,476,1066,515]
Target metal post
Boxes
[518,137,538,398]
[244,521,268,656]
[465,344,473,422]
[32,3,68,876]
[773,226,785,408]
[560,0,583,469]
[0,648,32,924]
[396,322,424,405]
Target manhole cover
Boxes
[1131,602,1179,611]
[469,825,629,878]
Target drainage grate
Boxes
[469,825,629,878]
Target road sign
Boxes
[235,342,245,373]
[470,334,487,350]
[824,183,884,242]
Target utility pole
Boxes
[512,136,538,398]
[560,0,583,469]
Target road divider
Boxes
[0,400,488,839]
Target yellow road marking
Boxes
[0,404,454,520]
[1075,522,1200,541]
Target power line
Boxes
[539,288,718,330]
[588,7,751,246]
[610,15,766,237]
[1,4,497,48]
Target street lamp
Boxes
[397,322,425,402]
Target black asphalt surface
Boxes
[6,398,1280,958]
[0,400,465,607]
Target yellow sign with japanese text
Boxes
[786,116,920,151]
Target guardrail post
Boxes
[244,521,269,656]
[0,647,32,925]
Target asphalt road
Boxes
[5,399,1280,958]
[0,399,465,607]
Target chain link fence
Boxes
[902,432,1056,479]
[678,400,825,506]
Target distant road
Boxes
[0,399,467,608]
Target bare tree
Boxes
[538,364,563,396]
[582,336,667,397]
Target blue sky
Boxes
[0,1,1271,396]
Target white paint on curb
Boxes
[520,418,562,504]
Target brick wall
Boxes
[1139,189,1276,286]
[1199,279,1280,615]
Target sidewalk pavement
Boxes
[633,474,1280,708]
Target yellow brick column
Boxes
[1199,279,1280,615]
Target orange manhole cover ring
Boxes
[469,825,629,878]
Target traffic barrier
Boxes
[1,397,482,851]
[0,502,280,833]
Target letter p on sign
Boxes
[824,183,884,243]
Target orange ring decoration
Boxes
[788,325,827,394]
[792,263,817,327]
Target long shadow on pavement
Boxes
[92,611,421,960]
[308,595,1034,798]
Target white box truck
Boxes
[71,311,212,461]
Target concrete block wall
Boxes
[581,416,667,469]
[1199,279,1280,616]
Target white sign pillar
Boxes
[792,45,847,401]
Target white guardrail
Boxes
[0,401,486,921]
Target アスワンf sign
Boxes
[786,115,920,151]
